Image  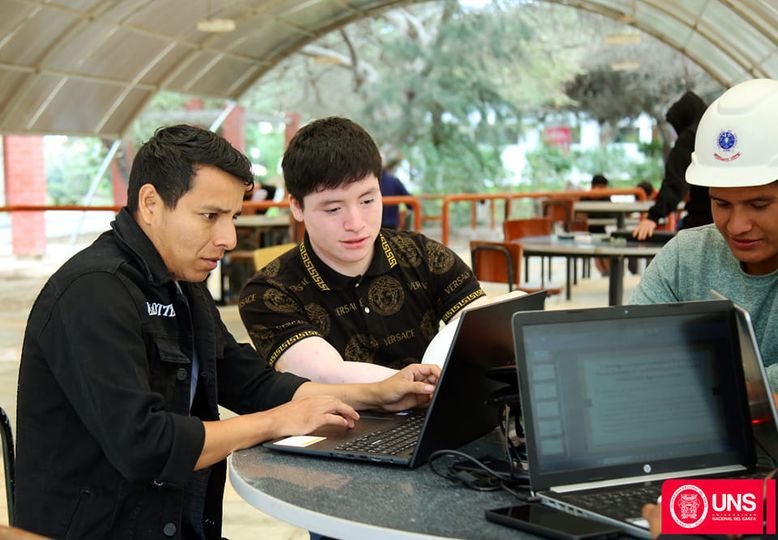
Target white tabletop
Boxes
[573,200,654,214]
[234,214,290,227]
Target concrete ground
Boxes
[0,229,640,537]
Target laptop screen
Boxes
[513,302,755,489]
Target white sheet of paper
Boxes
[421,318,460,368]
[274,435,326,447]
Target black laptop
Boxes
[263,290,547,467]
[512,300,760,538]
[710,290,778,461]
[610,229,676,245]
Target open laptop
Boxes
[710,290,778,461]
[264,290,547,468]
[512,300,759,538]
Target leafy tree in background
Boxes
[242,0,584,198]
[46,137,113,205]
[563,25,721,156]
[115,0,721,205]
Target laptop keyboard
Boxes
[557,483,661,522]
[335,414,425,455]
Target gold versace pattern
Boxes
[344,334,379,364]
[378,234,397,268]
[420,310,439,341]
[247,324,275,359]
[426,241,455,274]
[441,289,486,322]
[300,242,330,291]
[305,303,331,336]
[367,275,405,316]
[263,288,297,313]
[268,330,320,366]
[388,234,422,268]
[262,258,282,278]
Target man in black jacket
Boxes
[633,91,712,239]
[15,125,439,539]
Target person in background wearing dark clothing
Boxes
[380,157,410,229]
[633,91,711,240]
[585,174,614,276]
[628,180,659,274]
[14,125,440,540]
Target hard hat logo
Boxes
[714,130,741,162]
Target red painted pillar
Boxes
[3,135,46,256]
[284,112,301,147]
[111,160,128,207]
[222,105,245,151]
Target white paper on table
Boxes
[421,318,460,369]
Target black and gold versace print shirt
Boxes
[238,228,485,369]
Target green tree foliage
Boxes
[563,23,721,154]
[46,137,113,205]
[523,143,663,190]
[242,1,584,193]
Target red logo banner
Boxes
[661,479,776,535]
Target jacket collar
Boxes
[111,207,176,287]
[301,232,397,291]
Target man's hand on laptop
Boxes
[269,395,361,435]
[641,502,661,539]
[373,364,440,412]
[632,218,657,241]
[291,364,439,418]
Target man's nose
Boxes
[343,205,364,231]
[726,208,752,235]
[216,219,238,250]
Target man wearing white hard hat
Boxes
[631,78,778,393]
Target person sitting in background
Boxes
[239,117,492,384]
[636,180,656,200]
[380,156,410,229]
[630,78,778,395]
[633,91,711,240]
[14,124,440,540]
[585,174,614,276]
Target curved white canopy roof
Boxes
[0,0,775,137]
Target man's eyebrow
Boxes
[317,187,379,206]
[710,193,776,203]
[199,205,235,214]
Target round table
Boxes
[229,430,537,539]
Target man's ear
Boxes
[137,184,160,225]
[289,196,304,222]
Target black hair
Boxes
[591,174,609,187]
[127,124,254,213]
[636,180,655,198]
[281,117,382,205]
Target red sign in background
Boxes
[661,478,776,536]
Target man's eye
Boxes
[324,207,340,214]
[203,213,217,221]
[361,198,376,205]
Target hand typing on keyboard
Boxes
[641,501,661,539]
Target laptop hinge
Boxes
[550,465,747,493]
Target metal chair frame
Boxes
[1,406,15,525]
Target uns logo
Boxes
[712,493,757,512]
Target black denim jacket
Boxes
[16,208,305,539]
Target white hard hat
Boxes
[686,78,778,188]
